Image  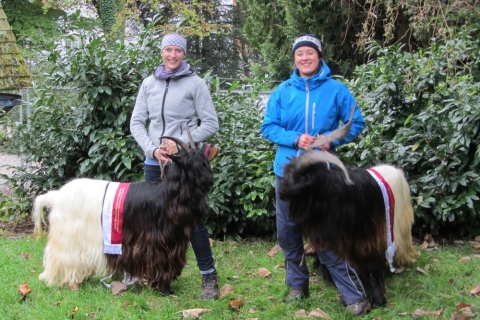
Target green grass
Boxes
[1,233,479,319]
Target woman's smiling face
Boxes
[161,45,185,71]
[294,46,321,78]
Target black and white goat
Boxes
[32,131,213,294]
[278,109,419,306]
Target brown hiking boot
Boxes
[201,270,219,299]
[346,299,371,316]
[284,288,309,303]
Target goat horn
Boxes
[309,103,357,150]
[295,150,354,185]
[185,124,196,149]
[159,136,190,153]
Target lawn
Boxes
[1,225,479,319]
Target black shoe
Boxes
[284,287,309,303]
[201,270,219,299]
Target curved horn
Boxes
[185,124,196,149]
[309,103,357,150]
[294,150,354,185]
[159,136,190,153]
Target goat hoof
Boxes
[157,284,174,295]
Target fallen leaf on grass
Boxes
[460,256,471,262]
[111,281,128,295]
[121,301,131,308]
[258,267,272,278]
[268,244,280,257]
[428,308,444,316]
[18,281,31,300]
[274,264,284,270]
[70,306,79,318]
[294,309,308,318]
[456,302,473,311]
[230,298,243,311]
[397,312,409,316]
[413,307,444,317]
[470,284,480,295]
[421,234,438,250]
[246,318,259,320]
[219,284,234,298]
[24,253,31,260]
[30,270,37,274]
[416,267,428,275]
[180,308,211,318]
[308,308,331,319]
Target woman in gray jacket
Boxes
[130,32,220,299]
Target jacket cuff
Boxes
[293,134,301,149]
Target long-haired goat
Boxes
[32,131,213,294]
[278,109,419,306]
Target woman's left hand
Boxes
[315,134,330,151]
[158,139,179,164]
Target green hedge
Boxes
[344,27,480,237]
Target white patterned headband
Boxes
[292,35,322,55]
[161,33,187,54]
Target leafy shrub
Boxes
[344,27,480,237]
[1,28,162,218]
[206,78,276,239]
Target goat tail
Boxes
[392,169,420,266]
[373,165,420,267]
[32,190,59,239]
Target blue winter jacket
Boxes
[261,61,366,177]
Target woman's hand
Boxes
[157,139,179,164]
[297,134,315,150]
[298,134,330,150]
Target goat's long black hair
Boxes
[107,146,213,293]
[279,161,388,305]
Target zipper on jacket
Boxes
[160,79,171,139]
[312,102,316,130]
[305,81,309,134]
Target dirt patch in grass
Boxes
[0,219,34,238]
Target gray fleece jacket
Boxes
[130,64,219,162]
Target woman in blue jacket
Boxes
[261,34,369,316]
